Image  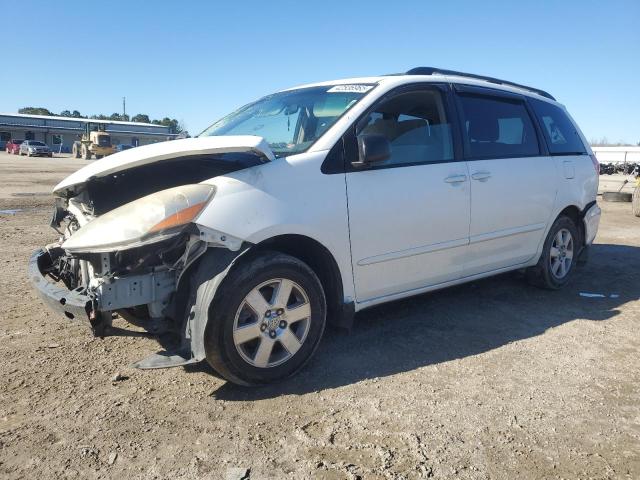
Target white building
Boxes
[591,146,640,164]
[0,113,177,152]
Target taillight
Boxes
[589,153,600,174]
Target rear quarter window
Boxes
[529,98,586,155]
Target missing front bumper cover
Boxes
[29,249,91,321]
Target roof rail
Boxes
[405,67,555,100]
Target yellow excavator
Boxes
[72,122,114,160]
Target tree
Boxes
[108,113,130,121]
[60,110,72,117]
[131,114,150,123]
[19,107,53,116]
[71,110,82,118]
[152,117,182,134]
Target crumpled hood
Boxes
[53,135,274,196]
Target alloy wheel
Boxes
[232,278,312,368]
[549,228,574,279]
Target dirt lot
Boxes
[0,151,638,479]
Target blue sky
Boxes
[3,0,639,143]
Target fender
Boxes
[132,247,251,369]
[181,247,251,361]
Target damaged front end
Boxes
[29,137,270,368]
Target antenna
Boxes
[122,97,126,118]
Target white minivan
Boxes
[30,67,601,385]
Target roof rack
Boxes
[405,67,555,100]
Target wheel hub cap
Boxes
[265,311,284,331]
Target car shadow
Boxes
[207,243,640,400]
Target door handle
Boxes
[444,174,468,184]
[471,171,491,181]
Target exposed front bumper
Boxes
[28,249,91,321]
[29,248,177,322]
[583,203,601,246]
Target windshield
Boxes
[97,135,111,147]
[30,141,46,146]
[199,84,375,156]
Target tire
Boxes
[95,154,103,159]
[204,251,326,386]
[603,191,632,202]
[527,215,580,290]
[633,186,640,217]
[72,143,81,159]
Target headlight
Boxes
[29,147,36,152]
[62,184,215,253]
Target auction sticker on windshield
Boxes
[327,84,375,93]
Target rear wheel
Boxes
[527,216,579,290]
[204,251,326,386]
[633,186,640,217]
[72,143,81,158]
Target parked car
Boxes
[20,140,52,157]
[5,139,23,154]
[29,67,600,385]
[114,144,134,152]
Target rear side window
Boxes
[457,94,540,159]
[529,98,586,155]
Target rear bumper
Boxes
[28,249,91,321]
[583,202,601,246]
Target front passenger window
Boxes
[356,90,454,166]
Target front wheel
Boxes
[204,251,326,386]
[527,216,579,290]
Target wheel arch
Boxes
[532,203,588,266]
[173,232,353,364]
[557,204,585,247]
[250,234,354,330]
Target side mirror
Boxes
[353,134,391,167]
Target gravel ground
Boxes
[0,152,638,479]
